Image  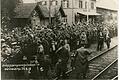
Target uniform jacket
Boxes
[56,46,69,63]
[75,47,91,67]
[97,31,105,41]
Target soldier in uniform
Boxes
[41,38,50,55]
[29,44,44,79]
[29,44,51,79]
[40,55,52,79]
[97,27,104,51]
[80,31,88,48]
[29,55,40,79]
[50,40,57,66]
[55,41,69,79]
[64,39,70,54]
[37,44,44,56]
[104,28,111,49]
[69,46,92,79]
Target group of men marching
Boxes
[26,26,111,79]
[1,21,113,79]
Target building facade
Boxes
[96,0,118,24]
[35,0,100,25]
[96,7,117,24]
[23,0,118,25]
[62,0,100,25]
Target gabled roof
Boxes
[38,5,66,18]
[96,0,118,11]
[14,3,66,18]
[14,3,37,18]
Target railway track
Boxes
[2,45,117,80]
[111,76,118,80]
[86,45,118,79]
[92,59,118,80]
[54,45,117,80]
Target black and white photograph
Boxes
[1,0,118,80]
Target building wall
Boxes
[63,0,97,25]
[40,18,49,26]
[96,7,118,24]
[63,9,73,25]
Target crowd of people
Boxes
[1,21,117,79]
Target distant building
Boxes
[62,0,101,25]
[13,3,66,28]
[96,0,118,24]
[21,0,118,25]
[35,0,100,25]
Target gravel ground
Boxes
[86,46,117,79]
[96,60,118,79]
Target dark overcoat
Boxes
[69,47,91,79]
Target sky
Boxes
[96,0,118,10]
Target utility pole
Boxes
[55,5,56,26]
[72,0,74,24]
[49,0,51,25]
[87,0,89,25]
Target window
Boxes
[67,0,69,8]
[56,1,58,5]
[79,0,83,8]
[85,1,87,9]
[91,2,94,9]
[63,0,69,8]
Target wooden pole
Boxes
[87,0,89,25]
[72,0,74,24]
[49,0,51,25]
